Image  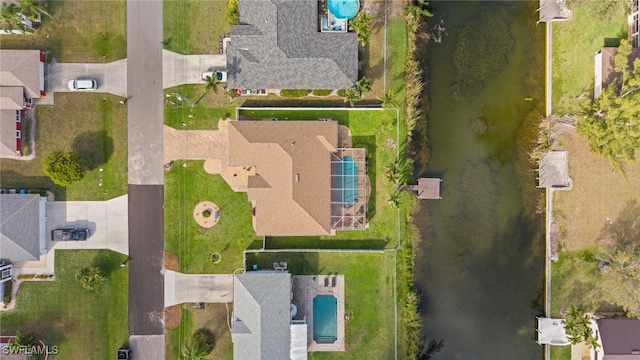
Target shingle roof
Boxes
[0,194,41,261]
[597,319,640,359]
[0,50,42,99]
[228,120,338,236]
[226,0,358,90]
[0,109,19,156]
[232,272,291,360]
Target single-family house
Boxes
[591,318,640,360]
[232,271,307,360]
[632,0,639,47]
[0,49,45,157]
[227,120,367,236]
[0,193,47,262]
[226,0,358,91]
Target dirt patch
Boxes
[389,0,408,18]
[165,305,182,330]
[164,252,180,272]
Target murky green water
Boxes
[412,2,545,359]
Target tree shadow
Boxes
[71,130,114,170]
[598,199,640,247]
[92,251,128,278]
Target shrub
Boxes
[42,150,85,186]
[312,89,333,97]
[3,281,12,306]
[280,89,310,98]
[226,0,239,26]
[75,267,106,291]
[337,89,349,97]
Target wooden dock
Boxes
[406,178,442,200]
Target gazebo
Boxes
[536,317,570,346]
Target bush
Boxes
[337,89,349,97]
[75,267,106,291]
[226,0,239,26]
[312,89,333,97]
[42,150,85,186]
[3,281,12,306]
[280,89,310,98]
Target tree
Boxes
[348,12,372,46]
[405,0,433,18]
[379,90,399,108]
[598,245,640,317]
[7,332,38,353]
[42,150,85,186]
[562,305,599,349]
[195,75,222,104]
[0,3,28,33]
[16,0,50,21]
[342,89,360,107]
[181,329,214,360]
[577,40,640,171]
[75,267,106,291]
[226,0,239,26]
[355,76,372,96]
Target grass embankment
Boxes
[164,85,242,130]
[0,1,126,62]
[164,161,261,274]
[163,0,230,55]
[0,250,129,360]
[246,251,396,360]
[0,94,128,201]
[551,1,627,114]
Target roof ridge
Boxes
[0,195,39,226]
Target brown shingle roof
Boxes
[228,120,338,236]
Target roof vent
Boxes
[295,174,300,182]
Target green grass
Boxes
[280,89,311,98]
[552,2,627,114]
[0,250,129,360]
[163,0,231,55]
[238,108,402,248]
[166,304,233,360]
[0,1,126,62]
[387,17,408,113]
[550,345,571,360]
[550,248,601,316]
[246,251,395,360]
[0,93,128,201]
[312,90,333,97]
[164,160,261,274]
[164,85,241,130]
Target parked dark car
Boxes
[51,228,89,241]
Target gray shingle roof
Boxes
[232,271,291,360]
[0,194,41,261]
[227,0,358,90]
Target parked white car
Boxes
[68,79,97,91]
[201,70,227,82]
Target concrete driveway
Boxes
[163,50,226,89]
[47,60,127,97]
[164,270,233,306]
[46,195,128,255]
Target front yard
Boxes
[0,250,129,360]
[164,84,241,130]
[0,1,127,62]
[0,93,128,201]
[163,0,231,55]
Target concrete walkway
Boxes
[164,270,233,307]
[162,50,226,89]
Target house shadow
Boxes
[71,130,114,170]
[352,135,376,220]
[244,251,320,275]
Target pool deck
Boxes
[292,275,346,352]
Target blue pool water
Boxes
[328,0,359,20]
[335,156,358,208]
[313,295,337,343]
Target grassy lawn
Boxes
[360,3,386,99]
[166,304,233,360]
[0,93,128,201]
[246,251,395,360]
[550,248,601,316]
[163,0,230,55]
[164,85,242,130]
[0,250,129,360]
[551,1,627,114]
[164,160,261,274]
[552,128,640,250]
[0,1,126,62]
[550,345,571,360]
[238,108,403,249]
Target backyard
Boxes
[164,161,261,274]
[163,0,230,55]
[0,93,128,201]
[0,250,129,360]
[0,1,127,62]
[551,1,627,114]
[245,251,396,360]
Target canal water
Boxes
[412,1,545,359]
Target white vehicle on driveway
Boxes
[201,70,227,82]
[68,79,98,91]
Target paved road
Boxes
[163,50,226,89]
[47,60,127,97]
[164,271,233,306]
[128,185,164,336]
[47,195,128,255]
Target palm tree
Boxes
[379,90,399,108]
[75,266,106,291]
[181,329,214,360]
[0,3,27,33]
[405,0,433,18]
[195,75,222,104]
[348,12,372,46]
[355,76,372,96]
[16,0,50,21]
[343,89,360,107]
[387,189,402,208]
[8,332,38,353]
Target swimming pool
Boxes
[313,295,338,343]
[327,0,360,20]
[334,156,358,208]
